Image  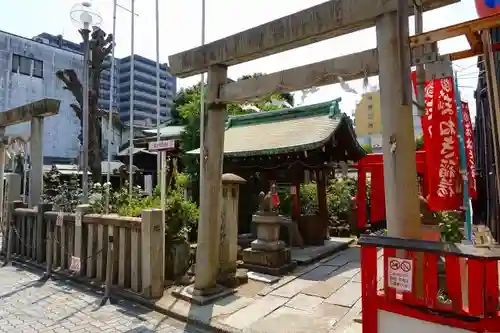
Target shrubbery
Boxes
[42,165,199,241]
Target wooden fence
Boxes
[4,202,165,299]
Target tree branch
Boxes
[69,103,82,120]
[56,69,83,108]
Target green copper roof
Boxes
[187,98,357,157]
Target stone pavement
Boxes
[158,246,384,333]
[0,264,208,333]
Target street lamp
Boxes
[70,1,102,203]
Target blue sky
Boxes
[0,0,481,117]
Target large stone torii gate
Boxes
[168,0,460,296]
[0,98,60,208]
[0,98,60,254]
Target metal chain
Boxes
[10,224,105,262]
[52,233,105,261]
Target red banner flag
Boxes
[429,77,462,210]
[461,101,477,200]
[411,72,439,207]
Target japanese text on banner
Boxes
[411,72,438,199]
[429,77,462,211]
[461,101,477,200]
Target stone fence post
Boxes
[74,204,90,275]
[141,209,165,298]
[1,173,21,254]
[218,173,246,285]
[35,203,52,263]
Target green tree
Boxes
[415,134,424,150]
[175,75,293,202]
[361,144,373,154]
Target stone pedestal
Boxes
[241,214,296,276]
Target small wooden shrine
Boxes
[188,99,365,245]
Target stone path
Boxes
[0,264,207,333]
[157,246,383,333]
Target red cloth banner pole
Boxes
[461,101,478,200]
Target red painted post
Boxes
[467,258,484,317]
[357,168,367,229]
[361,245,378,333]
[445,255,463,312]
[484,260,499,316]
[423,252,438,308]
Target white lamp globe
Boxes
[70,1,102,30]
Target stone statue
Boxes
[257,191,275,214]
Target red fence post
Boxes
[361,245,378,333]
[467,258,485,317]
[423,252,438,308]
[484,260,499,316]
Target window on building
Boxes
[368,123,374,129]
[19,56,32,75]
[11,55,20,73]
[367,104,373,110]
[33,59,43,78]
[368,112,374,120]
[12,54,43,78]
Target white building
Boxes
[0,30,125,163]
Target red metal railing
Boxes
[359,235,500,333]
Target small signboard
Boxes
[387,257,413,292]
[56,211,64,227]
[148,140,175,152]
[75,211,82,227]
[69,256,81,272]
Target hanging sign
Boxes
[461,102,478,200]
[69,256,81,272]
[387,257,413,292]
[428,77,462,211]
[148,140,176,152]
[411,72,439,201]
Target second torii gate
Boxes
[167,0,464,298]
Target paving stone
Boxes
[352,272,362,282]
[323,255,351,267]
[249,306,339,333]
[324,282,362,308]
[299,265,339,281]
[334,262,361,279]
[313,302,350,321]
[0,265,206,333]
[286,293,324,311]
[301,276,349,298]
[270,278,317,298]
[222,295,288,329]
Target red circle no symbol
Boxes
[389,260,400,270]
[401,262,411,272]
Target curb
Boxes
[294,238,355,266]
[0,256,242,333]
